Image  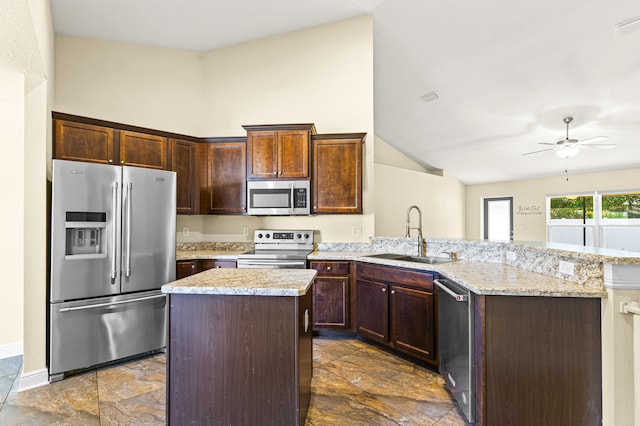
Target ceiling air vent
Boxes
[419,91,440,103]
[615,16,640,36]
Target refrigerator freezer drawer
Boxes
[49,290,167,379]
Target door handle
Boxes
[110,182,118,283]
[125,182,133,277]
[58,294,166,312]
[434,279,468,302]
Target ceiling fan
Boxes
[522,116,616,158]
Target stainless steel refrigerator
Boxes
[49,159,176,382]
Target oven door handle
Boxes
[238,260,306,266]
[434,279,468,302]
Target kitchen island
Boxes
[161,268,317,426]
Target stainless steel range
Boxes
[237,229,314,269]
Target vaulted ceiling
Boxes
[50,0,640,184]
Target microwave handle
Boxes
[290,183,295,213]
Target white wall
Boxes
[466,168,640,241]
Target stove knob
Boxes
[304,233,310,239]
[265,233,271,239]
[297,233,302,239]
[257,233,263,239]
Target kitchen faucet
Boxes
[405,205,426,256]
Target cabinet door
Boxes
[278,130,309,178]
[390,285,435,361]
[313,276,349,330]
[198,259,237,270]
[312,136,363,214]
[176,260,197,279]
[120,130,168,169]
[170,139,197,214]
[355,279,388,343]
[206,142,247,214]
[54,120,115,164]
[247,131,278,178]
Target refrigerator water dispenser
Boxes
[64,211,107,258]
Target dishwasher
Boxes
[434,277,475,424]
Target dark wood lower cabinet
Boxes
[167,291,313,425]
[310,261,353,331]
[355,262,437,365]
[176,259,237,279]
[475,295,602,425]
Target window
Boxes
[547,191,640,251]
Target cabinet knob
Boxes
[191,265,195,269]
[108,159,113,164]
[215,266,221,268]
[382,287,387,292]
[121,161,125,165]
[391,290,396,295]
[273,171,277,175]
[326,266,332,270]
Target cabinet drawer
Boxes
[310,261,350,276]
[198,259,237,270]
[356,262,433,291]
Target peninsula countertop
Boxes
[161,267,317,296]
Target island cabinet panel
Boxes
[355,262,437,365]
[205,141,247,214]
[119,130,168,170]
[475,295,602,425]
[54,119,115,164]
[310,261,352,331]
[170,139,198,214]
[312,134,365,214]
[167,291,312,426]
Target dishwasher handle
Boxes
[434,279,468,302]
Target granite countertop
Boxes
[176,250,244,261]
[162,268,317,296]
[308,251,607,298]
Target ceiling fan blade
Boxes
[577,136,609,144]
[537,142,557,146]
[579,143,617,150]
[522,148,554,156]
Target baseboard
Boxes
[0,341,23,359]
[18,368,49,392]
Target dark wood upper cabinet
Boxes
[312,133,366,214]
[54,119,115,165]
[120,130,168,170]
[170,139,198,214]
[205,140,247,214]
[243,124,316,180]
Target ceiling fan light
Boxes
[556,146,579,159]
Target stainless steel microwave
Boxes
[246,180,311,215]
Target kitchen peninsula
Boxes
[161,268,316,426]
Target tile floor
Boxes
[0,338,467,425]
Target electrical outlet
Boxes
[506,251,516,262]
[351,226,362,235]
[182,227,189,237]
[559,260,575,276]
[242,227,249,236]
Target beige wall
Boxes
[466,168,640,241]
[54,37,205,136]
[0,0,53,381]
[374,137,466,238]
[0,64,26,352]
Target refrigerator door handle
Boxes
[58,294,166,312]
[110,182,118,283]
[125,181,133,277]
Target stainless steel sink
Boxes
[365,253,455,265]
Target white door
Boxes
[483,197,513,240]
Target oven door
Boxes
[246,180,310,215]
